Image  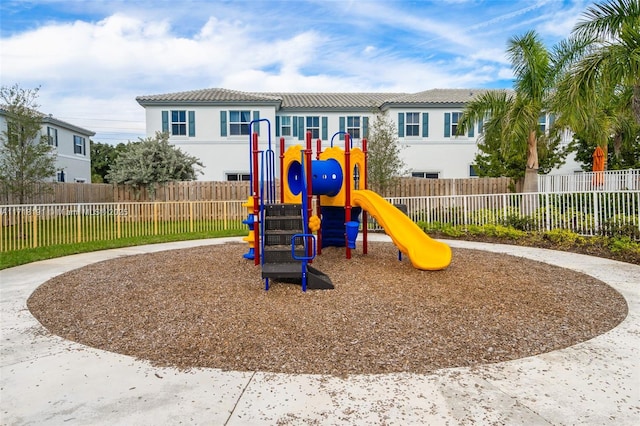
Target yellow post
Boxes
[32,210,38,248]
[77,206,82,243]
[153,202,158,235]
[116,203,121,239]
[223,202,228,230]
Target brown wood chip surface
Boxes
[27,242,627,377]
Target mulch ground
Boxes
[27,241,628,377]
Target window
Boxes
[226,173,250,181]
[280,116,291,136]
[451,112,462,136]
[171,110,187,135]
[406,113,420,136]
[412,171,439,179]
[469,165,478,177]
[306,116,319,139]
[46,127,58,146]
[347,116,360,139]
[57,170,65,182]
[538,115,546,133]
[73,135,86,155]
[230,110,251,135]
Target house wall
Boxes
[46,124,92,182]
[0,115,92,183]
[143,102,579,182]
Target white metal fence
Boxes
[538,169,640,192]
[384,191,639,239]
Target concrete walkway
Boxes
[1,236,638,425]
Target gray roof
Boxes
[136,88,509,109]
[136,88,282,105]
[385,89,492,105]
[0,107,95,136]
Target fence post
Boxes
[593,193,600,236]
[153,202,158,235]
[502,194,507,223]
[189,202,194,233]
[32,210,38,248]
[116,203,122,239]
[544,193,550,232]
[463,195,468,229]
[76,204,82,243]
[223,202,228,230]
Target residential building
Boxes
[136,88,578,182]
[0,109,94,183]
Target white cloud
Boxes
[0,0,588,144]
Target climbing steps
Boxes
[261,203,333,290]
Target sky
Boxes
[1,0,592,145]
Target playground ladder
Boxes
[261,203,333,290]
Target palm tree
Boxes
[551,0,640,166]
[458,31,555,192]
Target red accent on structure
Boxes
[252,133,260,266]
[279,136,285,203]
[362,138,368,255]
[344,133,352,259]
[316,138,323,254]
[305,131,314,260]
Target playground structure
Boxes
[242,119,452,291]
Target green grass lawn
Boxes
[0,228,247,270]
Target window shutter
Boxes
[339,117,345,140]
[298,116,304,140]
[467,119,474,137]
[363,116,369,139]
[444,113,451,137]
[321,116,328,140]
[253,111,260,135]
[162,111,169,133]
[83,138,86,155]
[275,116,280,137]
[422,113,429,138]
[398,113,405,137]
[220,111,227,137]
[549,113,556,128]
[293,116,298,137]
[478,117,484,134]
[188,111,195,137]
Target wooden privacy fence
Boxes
[1,177,518,204]
[0,182,116,205]
[377,177,521,197]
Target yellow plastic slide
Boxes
[352,190,452,270]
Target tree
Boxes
[571,131,640,171]
[471,92,568,182]
[90,140,126,183]
[366,109,406,194]
[0,85,57,204]
[551,0,640,167]
[458,31,557,192]
[106,131,203,199]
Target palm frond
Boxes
[573,0,640,41]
